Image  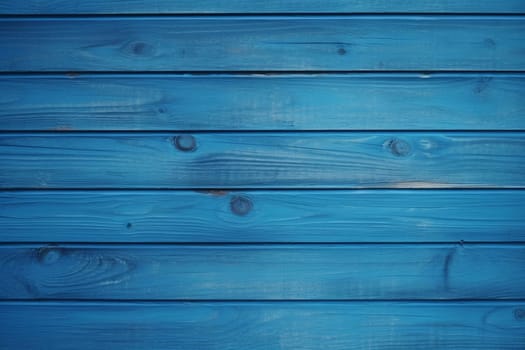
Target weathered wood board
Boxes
[0,302,524,349]
[1,133,524,188]
[1,74,523,131]
[0,16,523,71]
[1,190,524,242]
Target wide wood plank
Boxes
[2,1,524,14]
[1,190,524,242]
[1,244,524,299]
[1,16,524,71]
[1,132,524,189]
[2,301,524,349]
[2,73,524,131]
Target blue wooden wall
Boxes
[0,1,524,349]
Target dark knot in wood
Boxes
[230,195,253,216]
[388,138,412,157]
[173,135,197,152]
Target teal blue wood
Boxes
[0,2,524,348]
[1,73,523,131]
[0,16,524,71]
[0,302,524,349]
[2,1,524,14]
[1,190,524,242]
[1,244,524,299]
[1,132,524,188]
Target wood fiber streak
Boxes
[2,0,524,14]
[0,17,524,71]
[1,133,524,188]
[1,74,523,131]
[0,244,524,299]
[0,302,524,349]
[1,190,524,242]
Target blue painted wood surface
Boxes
[1,16,524,71]
[1,243,524,299]
[1,132,524,188]
[1,190,524,242]
[1,302,524,350]
[2,1,524,14]
[1,73,523,131]
[0,1,524,348]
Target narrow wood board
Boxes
[1,74,523,131]
[1,302,524,349]
[1,244,524,299]
[2,1,525,14]
[1,190,524,242]
[1,133,524,188]
[1,16,523,71]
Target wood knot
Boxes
[36,246,62,265]
[173,135,197,152]
[230,195,253,216]
[483,38,496,48]
[337,47,347,55]
[514,308,525,320]
[387,138,411,157]
[121,41,156,57]
[474,77,492,94]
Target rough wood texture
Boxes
[2,1,524,14]
[1,16,524,71]
[1,301,524,349]
[1,73,524,131]
[1,244,524,299]
[1,190,524,243]
[1,133,524,189]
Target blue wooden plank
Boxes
[1,190,524,242]
[1,132,524,189]
[1,73,524,131]
[1,1,525,14]
[1,244,524,299]
[1,16,524,71]
[1,301,524,349]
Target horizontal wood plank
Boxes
[1,16,524,71]
[2,73,524,131]
[1,301,525,349]
[2,1,524,14]
[1,190,524,242]
[1,132,524,189]
[1,244,524,299]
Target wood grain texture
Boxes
[1,244,524,299]
[1,132,524,189]
[1,16,524,71]
[1,190,524,243]
[2,73,524,131]
[2,0,524,14]
[1,301,525,349]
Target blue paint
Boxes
[2,1,525,14]
[1,73,524,130]
[1,243,524,299]
[1,190,524,242]
[0,1,524,348]
[1,132,524,188]
[0,16,524,71]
